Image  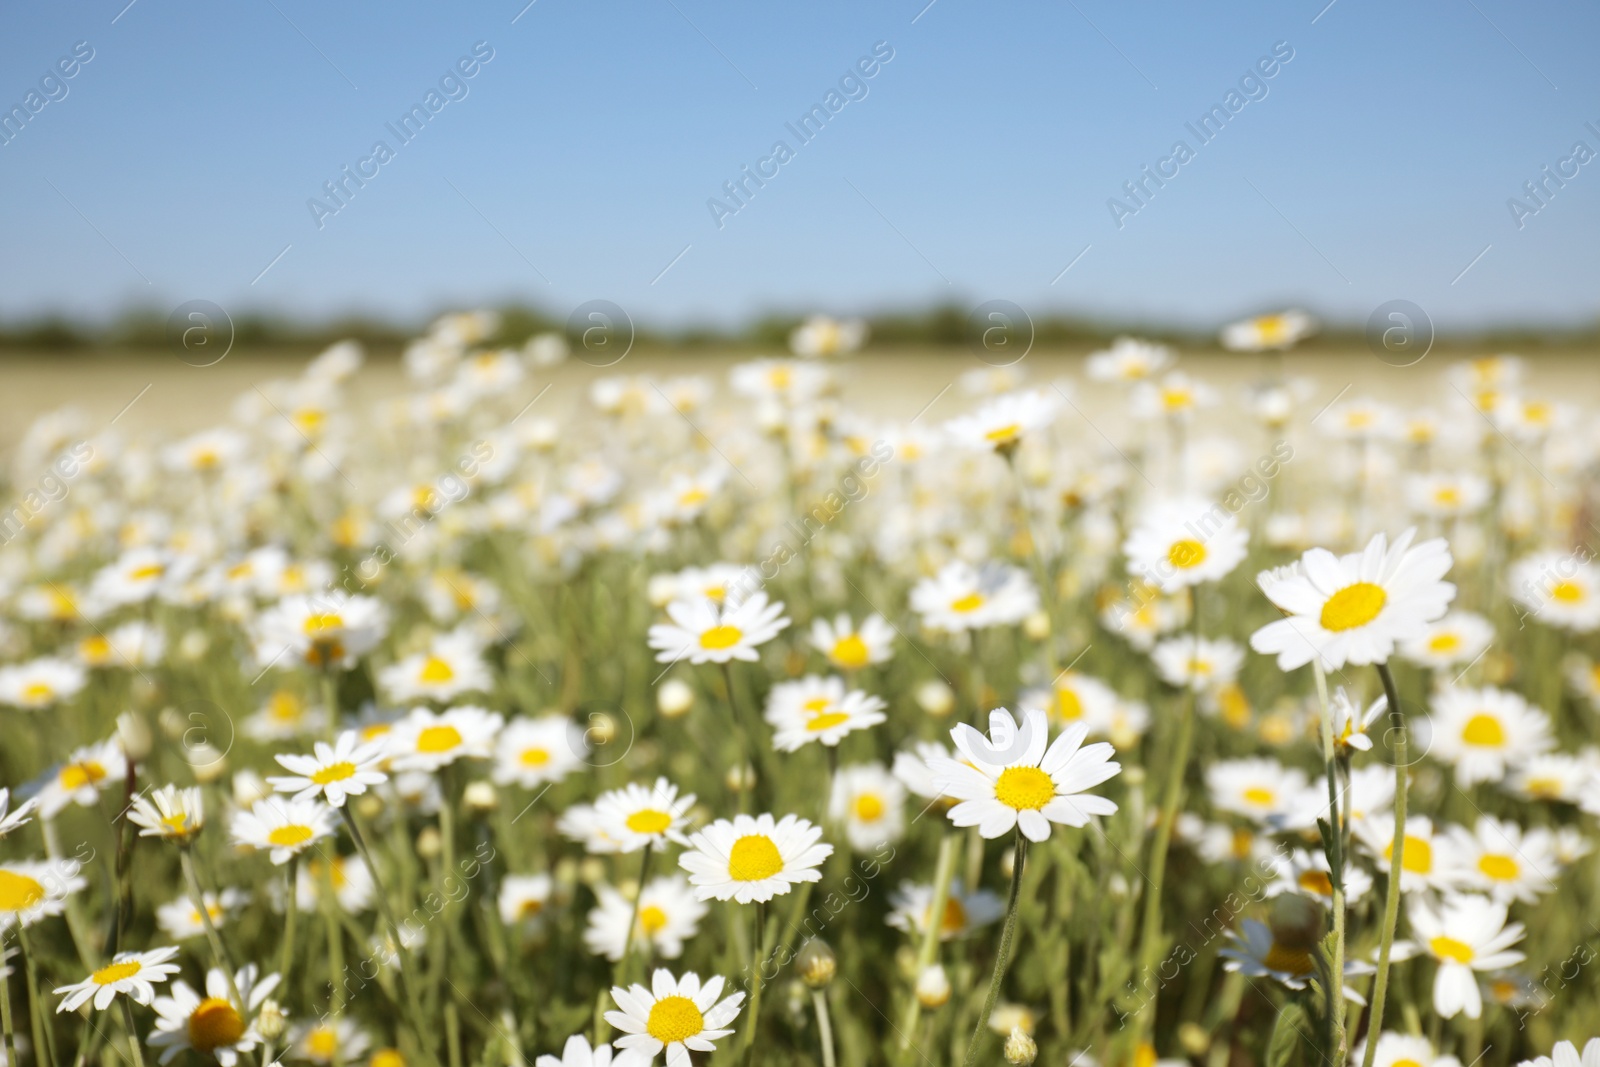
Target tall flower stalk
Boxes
[1362,662,1408,1067]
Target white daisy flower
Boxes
[647,592,790,665]
[492,715,588,789]
[0,657,88,711]
[594,778,696,853]
[827,762,906,852]
[1354,1033,1461,1067]
[891,741,957,805]
[499,874,555,927]
[378,629,493,704]
[1219,918,1369,997]
[1124,498,1249,592]
[267,729,389,808]
[1150,635,1244,690]
[252,593,390,671]
[241,688,328,741]
[230,796,336,865]
[764,675,887,752]
[1130,370,1218,420]
[31,739,128,819]
[1510,551,1600,632]
[128,785,206,842]
[943,390,1060,453]
[1400,611,1495,670]
[910,561,1038,633]
[1017,671,1125,739]
[1206,758,1309,827]
[789,315,867,358]
[293,855,373,913]
[558,803,625,855]
[928,708,1121,842]
[808,612,894,671]
[730,358,829,402]
[1517,1041,1600,1067]
[583,874,708,962]
[147,964,280,1066]
[1220,310,1315,351]
[536,1033,620,1067]
[886,879,1004,941]
[678,813,832,903]
[1328,688,1386,753]
[1261,848,1374,905]
[1406,471,1490,517]
[1442,816,1560,903]
[387,705,504,773]
[1250,528,1455,671]
[155,889,248,941]
[1354,815,1461,893]
[289,1017,370,1065]
[54,946,182,1012]
[1414,686,1554,787]
[90,547,183,607]
[1511,751,1599,804]
[1085,336,1174,382]
[603,968,745,1067]
[0,789,39,840]
[0,859,86,932]
[1406,893,1525,1019]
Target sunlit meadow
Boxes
[2,314,1599,1067]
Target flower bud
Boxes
[463,781,498,813]
[415,827,442,860]
[915,964,950,1009]
[658,679,694,718]
[796,939,836,990]
[1022,611,1050,640]
[725,763,756,793]
[1004,1026,1037,1066]
[116,712,153,762]
[255,999,288,1040]
[915,679,955,718]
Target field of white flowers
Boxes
[2,313,1598,1067]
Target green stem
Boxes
[812,991,837,1067]
[321,856,346,1017]
[119,996,147,1067]
[897,831,958,1051]
[1362,662,1408,1067]
[741,901,767,1062]
[961,832,1029,1067]
[280,857,298,998]
[1311,661,1346,1063]
[179,846,242,1006]
[2,935,19,1067]
[17,927,59,1067]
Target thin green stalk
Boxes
[741,901,767,1063]
[280,857,299,997]
[1362,662,1408,1067]
[17,927,59,1067]
[1311,661,1347,1062]
[594,843,654,1043]
[119,997,147,1067]
[897,831,957,1051]
[178,846,243,1008]
[961,831,1029,1067]
[2,935,20,1067]
[321,857,346,1017]
[719,662,755,812]
[812,991,836,1067]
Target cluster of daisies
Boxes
[2,310,1599,1067]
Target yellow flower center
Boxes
[303,613,344,635]
[1242,786,1276,808]
[1478,853,1519,881]
[1461,713,1506,747]
[994,766,1055,811]
[1055,686,1084,721]
[645,994,704,1044]
[370,1049,407,1067]
[852,793,885,822]
[1296,870,1334,897]
[950,593,985,614]
[520,747,551,767]
[60,761,108,790]
[187,998,245,1053]
[419,656,455,683]
[268,824,314,848]
[1319,582,1387,632]
[128,563,165,581]
[933,896,967,934]
[1427,633,1461,653]
[1393,1059,1424,1067]
[626,809,673,835]
[1524,777,1562,799]
[1230,829,1254,860]
[162,813,191,834]
[1430,935,1475,964]
[678,487,709,507]
[81,635,112,662]
[639,905,669,934]
[93,960,142,985]
[1384,835,1433,874]
[1167,539,1207,569]
[300,764,351,791]
[22,682,55,702]
[728,834,785,881]
[831,634,871,669]
[0,871,46,912]
[1254,315,1286,343]
[417,725,463,753]
[699,625,743,650]
[1550,580,1584,603]
[268,691,304,721]
[806,711,851,732]
[1261,941,1314,976]
[984,423,1021,444]
[307,1026,340,1060]
[519,899,543,919]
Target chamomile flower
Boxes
[1442,816,1560,903]
[0,859,86,932]
[492,715,588,789]
[1250,528,1455,671]
[1406,893,1525,1019]
[678,813,832,903]
[1017,671,1122,738]
[1414,686,1553,787]
[156,889,248,941]
[378,629,493,704]
[536,1034,620,1067]
[242,689,329,742]
[0,657,87,711]
[1354,1034,1461,1067]
[147,965,281,1066]
[1355,815,1460,893]
[1407,471,1490,517]
[809,612,895,671]
[1401,611,1495,670]
[1329,689,1386,753]
[32,739,128,819]
[827,763,906,852]
[891,741,957,806]
[583,875,707,962]
[1510,551,1600,632]
[887,880,1004,941]
[54,946,182,1012]
[764,675,887,752]
[268,730,389,807]
[499,874,555,927]
[1220,310,1315,351]
[928,709,1121,842]
[1150,635,1243,690]
[387,705,504,773]
[605,969,744,1067]
[594,779,696,853]
[943,390,1060,454]
[789,315,867,358]
[1206,758,1308,826]
[1123,498,1248,592]
[1131,370,1218,420]
[253,594,390,671]
[128,785,206,841]
[910,561,1038,633]
[647,592,790,665]
[1512,751,1598,804]
[1262,848,1374,905]
[231,796,336,865]
[0,790,38,840]
[1085,336,1174,382]
[293,855,373,913]
[290,1018,371,1065]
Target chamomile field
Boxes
[2,316,1599,1067]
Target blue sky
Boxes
[2,0,1597,332]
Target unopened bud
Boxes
[658,679,694,718]
[1269,892,1325,952]
[725,763,756,793]
[1004,1026,1037,1065]
[1178,1022,1210,1056]
[116,712,153,762]
[1022,611,1050,640]
[915,964,950,1009]
[232,770,271,808]
[355,794,384,821]
[463,781,498,812]
[255,999,288,1040]
[916,679,955,718]
[796,939,836,989]
[415,827,442,860]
